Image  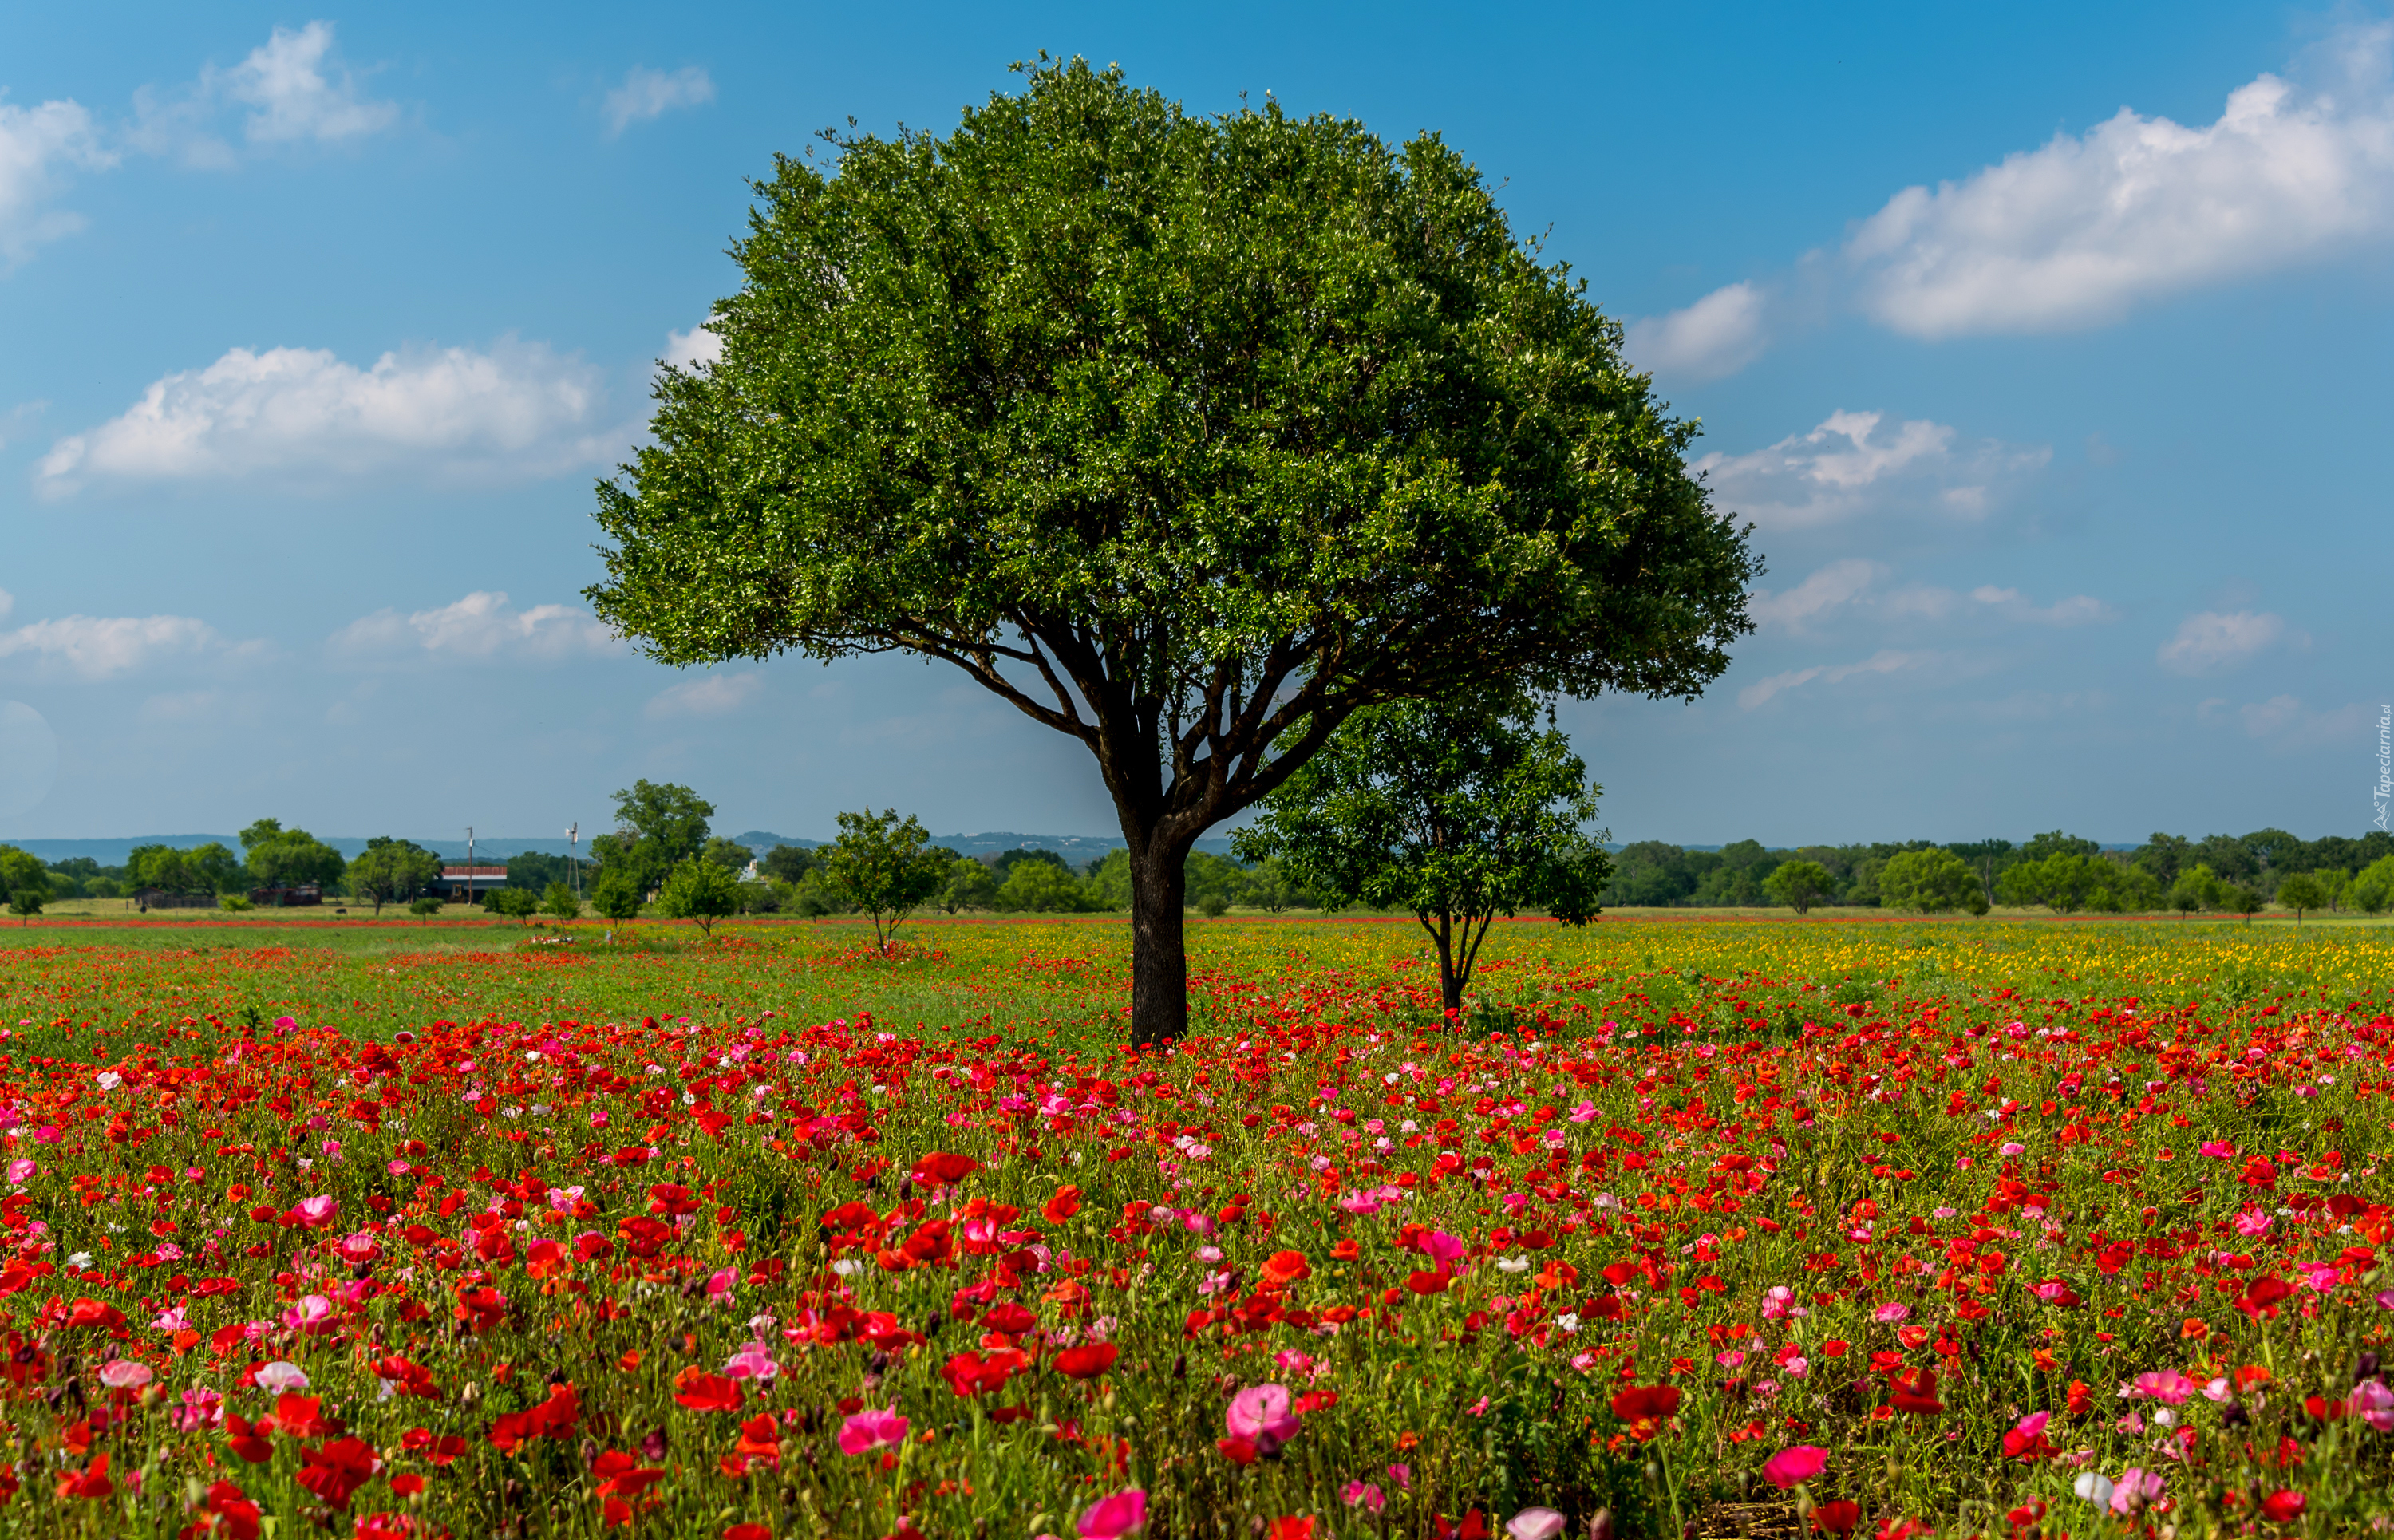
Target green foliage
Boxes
[760,844,816,885]
[1878,850,1985,914]
[504,851,575,891]
[128,841,246,895]
[539,882,583,922]
[1760,858,1833,915]
[816,809,950,953]
[244,823,346,894]
[654,857,742,938]
[0,847,50,914]
[407,896,444,918]
[2170,864,2222,916]
[1997,853,2159,914]
[995,859,1092,913]
[217,894,254,913]
[1235,692,1608,1011]
[701,836,755,873]
[591,867,644,922]
[2353,855,2394,916]
[586,58,1758,1044]
[941,857,1001,914]
[2274,872,2325,921]
[1195,893,1231,918]
[596,780,717,894]
[347,838,444,916]
[485,887,539,920]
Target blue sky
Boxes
[2,2,2388,847]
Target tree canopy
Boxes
[347,838,442,916]
[817,809,950,954]
[587,58,1757,1043]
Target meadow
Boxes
[0,911,2384,1540]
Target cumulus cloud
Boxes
[1738,649,1926,709]
[0,613,247,679]
[329,591,622,664]
[605,65,715,135]
[2157,610,2285,674]
[1624,282,1768,380]
[646,672,763,719]
[1882,582,2114,626]
[2203,693,2371,750]
[1696,409,2049,529]
[663,321,722,371]
[0,98,115,268]
[1848,26,2394,337]
[39,338,626,492]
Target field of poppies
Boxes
[0,911,2384,1540]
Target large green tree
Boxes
[239,819,347,897]
[587,61,1757,1044]
[1233,692,1610,1013]
[595,780,716,896]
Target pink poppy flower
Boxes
[5,1159,33,1184]
[1763,1446,1829,1489]
[2125,1370,2194,1406]
[2109,1468,2165,1516]
[2198,1141,2236,1158]
[1078,1488,1146,1539]
[1342,1482,1387,1514]
[1226,1384,1300,1451]
[2353,1379,2394,1433]
[1507,1509,1566,1540]
[173,1387,223,1431]
[836,1407,908,1455]
[293,1194,338,1229]
[98,1360,153,1389]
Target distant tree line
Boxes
[1606,828,2394,915]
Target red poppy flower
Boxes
[1053,1343,1119,1380]
[672,1368,743,1412]
[1042,1186,1082,1224]
[297,1437,382,1510]
[55,1454,112,1501]
[1260,1250,1312,1285]
[1610,1385,1681,1421]
[911,1151,979,1188]
[1889,1368,1944,1416]
[1810,1499,1861,1536]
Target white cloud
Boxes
[330,591,622,665]
[1738,649,1925,709]
[646,672,762,719]
[0,587,11,622]
[1624,282,1768,380]
[663,321,721,371]
[138,689,222,724]
[40,338,626,492]
[605,66,716,135]
[2157,610,2284,674]
[0,98,115,268]
[1748,559,1886,631]
[219,22,397,145]
[1696,409,2048,529]
[0,613,243,679]
[1848,26,2394,337]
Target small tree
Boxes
[2275,872,2325,925]
[539,882,583,922]
[1761,859,1833,916]
[655,857,741,938]
[349,838,442,916]
[2225,885,2266,923]
[486,887,539,922]
[591,868,643,922]
[0,847,49,924]
[1234,692,1609,1014]
[1878,849,1984,914]
[6,889,42,925]
[2169,863,2222,917]
[408,895,444,919]
[817,809,951,954]
[2353,855,2394,916]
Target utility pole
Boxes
[568,823,580,901]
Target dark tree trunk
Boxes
[1431,910,1463,1014]
[1128,837,1193,1048]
